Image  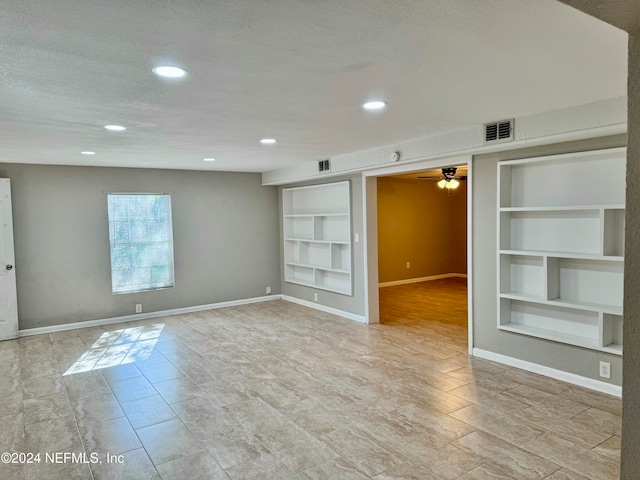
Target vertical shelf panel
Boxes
[498,165,513,208]
[545,256,559,301]
[603,209,625,256]
[499,211,512,251]
[602,313,623,351]
[499,297,513,327]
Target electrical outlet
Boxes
[406,262,411,268]
[599,361,611,379]
[135,304,142,313]
[266,286,271,295]
[313,293,318,302]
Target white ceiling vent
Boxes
[484,119,514,144]
[318,159,330,173]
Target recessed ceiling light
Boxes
[104,125,127,131]
[203,158,216,162]
[363,101,386,110]
[80,151,96,155]
[152,66,188,78]
[260,138,277,144]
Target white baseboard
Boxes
[379,273,467,288]
[472,348,622,398]
[18,295,281,337]
[280,295,367,324]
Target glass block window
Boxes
[107,194,175,294]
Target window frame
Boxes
[107,192,176,295]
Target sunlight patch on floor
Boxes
[63,323,164,375]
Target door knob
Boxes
[5,265,13,271]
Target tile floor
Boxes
[0,300,621,479]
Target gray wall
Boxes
[279,175,365,317]
[622,30,640,479]
[3,164,280,330]
[472,134,627,385]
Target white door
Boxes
[0,179,18,340]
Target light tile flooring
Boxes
[0,299,621,479]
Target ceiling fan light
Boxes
[449,179,460,189]
[437,179,447,188]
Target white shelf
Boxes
[500,250,624,261]
[499,205,624,212]
[499,323,621,355]
[546,298,623,316]
[284,213,348,218]
[500,292,547,303]
[499,321,622,355]
[497,148,626,354]
[285,261,349,274]
[500,322,600,349]
[500,293,623,315]
[285,238,350,245]
[283,181,352,295]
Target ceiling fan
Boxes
[418,167,467,189]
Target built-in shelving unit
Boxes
[497,147,626,355]
[283,181,352,295]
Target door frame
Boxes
[0,178,18,341]
[361,154,474,354]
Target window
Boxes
[107,194,175,294]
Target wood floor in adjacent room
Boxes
[0,299,621,479]
[379,277,468,352]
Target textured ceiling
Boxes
[560,0,640,33]
[0,0,628,172]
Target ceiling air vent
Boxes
[484,119,514,144]
[318,159,330,172]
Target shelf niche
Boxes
[497,147,626,355]
[283,181,352,295]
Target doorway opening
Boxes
[363,156,473,353]
[377,167,468,350]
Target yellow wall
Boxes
[377,177,467,283]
